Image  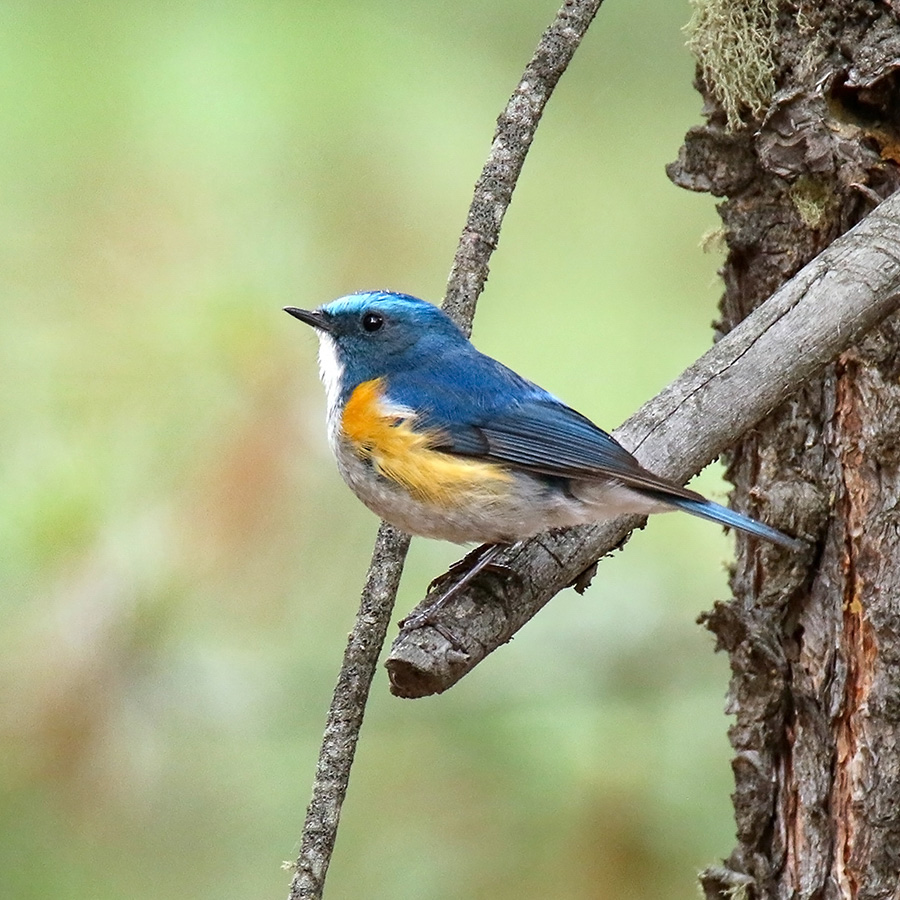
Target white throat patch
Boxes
[316,332,344,420]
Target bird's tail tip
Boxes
[669,495,806,552]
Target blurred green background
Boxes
[0,1,740,897]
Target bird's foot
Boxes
[401,542,522,646]
[426,542,513,592]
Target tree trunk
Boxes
[668,3,900,898]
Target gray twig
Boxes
[443,0,605,332]
[288,523,409,898]
[386,188,900,698]
[287,2,604,896]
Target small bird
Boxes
[286,290,801,602]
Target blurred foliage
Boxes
[0,1,739,898]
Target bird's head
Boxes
[285,290,466,396]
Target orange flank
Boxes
[340,378,511,506]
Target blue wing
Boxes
[386,347,697,496]
[385,347,802,550]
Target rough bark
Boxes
[667,2,900,897]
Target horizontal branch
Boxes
[386,188,900,699]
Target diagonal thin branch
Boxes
[442,0,606,332]
[288,522,409,894]
[386,188,900,699]
[287,2,605,897]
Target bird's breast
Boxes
[336,378,512,508]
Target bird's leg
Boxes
[427,542,505,591]
[401,542,520,636]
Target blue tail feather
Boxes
[665,495,804,551]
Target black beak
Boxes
[284,307,334,333]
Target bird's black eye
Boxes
[362,312,384,332]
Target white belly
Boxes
[331,438,671,544]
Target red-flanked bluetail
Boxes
[286,291,803,557]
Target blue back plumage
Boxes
[316,292,695,487]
